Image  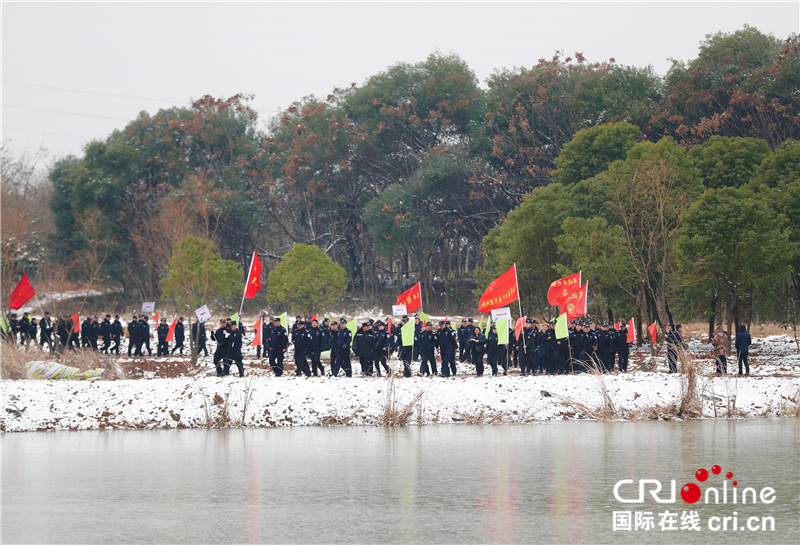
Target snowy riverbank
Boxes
[3,370,799,432]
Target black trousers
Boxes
[618,349,629,372]
[420,349,436,376]
[374,352,389,376]
[269,349,284,376]
[359,355,373,376]
[335,350,352,377]
[296,350,310,376]
[738,351,749,374]
[310,351,324,376]
[171,339,184,355]
[473,351,485,376]
[400,347,412,377]
[157,340,169,356]
[667,348,678,373]
[109,336,120,354]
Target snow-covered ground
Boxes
[2,323,798,432]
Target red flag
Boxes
[387,318,393,334]
[627,318,636,343]
[478,264,519,313]
[547,272,581,307]
[514,317,524,340]
[71,312,81,333]
[397,282,421,313]
[560,283,588,321]
[166,316,177,342]
[250,318,262,347]
[614,322,620,330]
[311,313,318,322]
[9,272,35,310]
[153,311,159,325]
[244,252,262,299]
[648,321,658,344]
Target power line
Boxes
[3,104,132,122]
[2,80,281,114]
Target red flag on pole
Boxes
[311,313,318,322]
[250,318,262,347]
[648,321,658,344]
[397,282,422,313]
[478,264,519,313]
[387,318,393,333]
[71,312,81,333]
[9,272,35,310]
[547,272,581,307]
[244,252,262,299]
[153,311,159,325]
[560,283,588,321]
[166,316,177,342]
[627,318,636,343]
[514,317,525,340]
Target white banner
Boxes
[491,307,512,323]
[392,304,408,316]
[195,304,212,323]
[141,302,155,313]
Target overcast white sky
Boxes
[2,2,798,162]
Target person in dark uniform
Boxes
[334,318,353,377]
[39,311,54,351]
[109,315,122,355]
[294,320,311,377]
[665,323,680,373]
[268,317,288,376]
[418,321,437,376]
[735,324,751,375]
[213,319,229,375]
[458,319,469,363]
[617,321,631,372]
[521,318,536,376]
[128,315,139,356]
[157,318,170,356]
[445,321,458,376]
[595,322,612,372]
[328,320,339,376]
[469,325,487,376]
[171,317,185,355]
[541,321,556,374]
[99,315,112,353]
[396,316,413,377]
[140,316,152,356]
[354,322,374,376]
[225,321,245,377]
[291,315,302,343]
[18,312,31,347]
[308,319,324,376]
[373,321,390,377]
[321,318,331,352]
[192,320,208,356]
[412,315,421,362]
[25,318,38,350]
[486,324,501,376]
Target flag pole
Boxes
[238,251,255,319]
[513,263,526,355]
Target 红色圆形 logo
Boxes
[611,464,776,533]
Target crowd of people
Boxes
[3,310,751,378]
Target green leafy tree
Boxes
[266,244,347,315]
[551,122,640,185]
[677,187,794,343]
[687,135,770,189]
[161,235,241,365]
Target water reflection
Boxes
[2,420,798,544]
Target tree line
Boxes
[2,26,798,333]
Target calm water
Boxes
[2,420,798,544]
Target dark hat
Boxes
[10,313,17,317]
[231,321,238,326]
[376,320,384,326]
[676,324,682,329]
[438,320,445,325]
[45,311,50,315]
[668,323,675,328]
[532,319,539,324]
[461,318,467,323]
[114,314,119,318]
[305,315,312,320]
[106,314,111,318]
[525,318,533,324]
[23,312,29,315]
[402,316,409,322]
[340,318,347,324]
[619,321,627,327]
[362,322,370,327]
[468,318,473,322]
[93,315,98,319]
[444,320,451,325]
[220,318,227,323]
[322,317,329,323]
[161,318,167,322]
[178,317,183,320]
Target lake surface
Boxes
[2,420,798,544]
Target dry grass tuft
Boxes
[453,406,509,424]
[377,371,424,427]
[780,387,800,417]
[675,349,704,418]
[0,342,125,380]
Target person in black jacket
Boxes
[354,322,374,376]
[268,317,288,376]
[334,318,353,377]
[140,316,152,356]
[39,311,54,351]
[665,323,679,373]
[328,321,339,376]
[192,320,208,357]
[110,315,123,355]
[735,324,751,375]
[457,319,469,363]
[171,317,185,355]
[213,319,229,375]
[294,320,311,377]
[373,321,391,377]
[225,321,245,377]
[418,321,437,376]
[469,326,487,376]
[99,315,112,353]
[486,324,501,376]
[617,322,631,372]
[157,318,170,356]
[308,319,324,376]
